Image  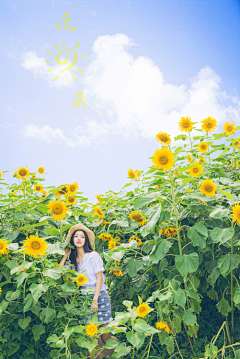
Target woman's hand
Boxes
[91,298,98,313]
[64,247,71,258]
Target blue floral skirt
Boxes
[78,289,113,325]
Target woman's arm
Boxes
[59,247,71,266]
[92,271,102,312]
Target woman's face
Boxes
[73,230,86,248]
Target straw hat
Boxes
[66,223,95,247]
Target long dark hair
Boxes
[69,229,93,270]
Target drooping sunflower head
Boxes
[178,116,193,132]
[38,167,45,174]
[136,303,150,317]
[156,132,171,145]
[129,211,146,226]
[186,153,192,163]
[188,162,203,177]
[67,182,79,195]
[164,228,178,238]
[55,185,68,196]
[76,274,88,286]
[16,166,30,180]
[86,323,98,337]
[22,235,48,258]
[99,233,113,242]
[152,148,175,171]
[0,239,9,255]
[67,196,77,206]
[110,269,123,276]
[47,200,68,220]
[223,122,236,136]
[198,158,206,164]
[200,179,217,197]
[201,117,217,133]
[155,321,171,333]
[233,139,240,149]
[34,183,44,192]
[129,236,142,246]
[198,142,209,154]
[94,206,104,218]
[127,169,136,180]
[231,203,240,226]
[95,194,103,203]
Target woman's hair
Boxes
[69,229,93,270]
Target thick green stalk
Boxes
[231,224,234,335]
[59,219,63,242]
[183,322,195,356]
[169,172,182,256]
[225,315,232,344]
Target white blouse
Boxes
[65,251,108,293]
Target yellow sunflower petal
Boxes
[152,148,175,171]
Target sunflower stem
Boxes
[231,221,234,336]
[169,171,182,256]
[183,322,195,356]
[188,132,192,150]
[60,219,63,242]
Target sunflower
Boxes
[0,288,2,295]
[95,194,103,203]
[129,236,142,246]
[136,303,150,317]
[86,323,98,337]
[231,203,240,226]
[178,116,193,132]
[223,122,236,136]
[135,169,141,179]
[108,240,116,249]
[188,162,203,177]
[34,183,44,192]
[100,220,109,227]
[99,233,113,242]
[0,171,2,179]
[201,117,217,133]
[164,228,178,238]
[32,174,36,179]
[67,196,77,206]
[55,185,68,196]
[200,179,217,196]
[94,206,104,218]
[233,139,240,149]
[114,237,121,244]
[174,170,179,177]
[186,153,192,163]
[67,182,79,195]
[16,166,30,180]
[152,148,175,171]
[0,239,8,255]
[155,321,171,334]
[110,269,123,276]
[38,167,45,174]
[129,211,146,226]
[48,200,68,220]
[76,274,88,286]
[127,169,136,180]
[22,235,48,258]
[41,190,48,199]
[198,158,205,163]
[156,132,171,145]
[198,142,209,154]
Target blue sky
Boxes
[1,0,240,202]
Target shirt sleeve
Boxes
[64,263,75,270]
[90,252,104,274]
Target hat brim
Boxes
[66,223,95,248]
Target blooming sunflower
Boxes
[55,185,68,196]
[67,196,77,206]
[156,132,171,145]
[223,122,236,136]
[198,158,205,163]
[76,274,88,286]
[201,117,217,133]
[200,179,217,196]
[48,200,68,220]
[95,194,103,203]
[99,233,113,242]
[32,174,36,179]
[198,142,209,154]
[0,171,2,179]
[94,206,104,218]
[16,166,30,180]
[231,203,240,226]
[136,303,150,317]
[129,211,146,226]
[129,236,142,246]
[152,148,175,171]
[110,269,123,276]
[127,169,136,180]
[67,182,79,195]
[178,116,193,132]
[100,220,109,227]
[38,167,45,174]
[188,162,203,177]
[135,169,141,179]
[186,153,192,163]
[34,183,44,192]
[22,235,48,258]
[155,321,171,334]
[0,239,8,255]
[108,240,116,249]
[233,139,240,149]
[114,237,121,244]
[86,323,98,337]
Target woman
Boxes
[59,223,120,350]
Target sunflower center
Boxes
[31,241,41,250]
[193,168,199,173]
[204,185,213,193]
[53,204,63,214]
[183,121,190,128]
[140,307,145,312]
[70,186,76,192]
[68,198,74,203]
[228,127,232,131]
[201,145,206,149]
[206,123,213,128]
[0,243,3,249]
[132,214,143,221]
[19,169,27,176]
[36,186,41,191]
[160,156,168,164]
[161,136,168,142]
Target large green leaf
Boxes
[207,267,220,286]
[187,222,208,249]
[126,331,145,350]
[16,272,29,288]
[133,193,157,208]
[182,309,197,325]
[43,268,63,280]
[29,283,49,301]
[132,273,149,291]
[41,307,56,324]
[234,287,240,305]
[24,293,37,312]
[11,262,33,275]
[218,254,240,277]
[140,204,162,237]
[18,316,31,329]
[175,253,199,278]
[173,289,186,309]
[47,242,65,255]
[113,343,132,358]
[32,323,45,342]
[133,319,159,334]
[5,289,21,302]
[127,260,143,277]
[149,239,172,264]
[216,297,231,316]
[210,227,234,244]
[210,207,229,219]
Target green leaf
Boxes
[122,300,133,308]
[218,254,240,277]
[47,242,65,255]
[149,239,172,264]
[41,307,56,324]
[175,253,199,278]
[133,193,157,208]
[18,316,31,329]
[110,249,125,261]
[218,189,234,200]
[205,343,218,357]
[45,227,60,236]
[173,289,186,309]
[43,268,63,279]
[182,309,197,325]
[132,273,149,291]
[114,343,132,358]
[140,204,162,237]
[211,227,234,244]
[16,272,29,288]
[207,267,220,286]
[234,287,240,305]
[127,260,143,277]
[216,297,231,316]
[18,220,48,230]
[5,289,21,302]
[126,331,145,350]
[11,262,33,275]
[187,224,207,249]
[7,344,20,356]
[182,178,195,184]
[77,338,98,351]
[235,349,240,359]
[5,259,18,270]
[29,283,49,301]
[24,293,37,312]
[104,338,119,349]
[0,300,9,313]
[210,207,229,219]
[207,287,218,301]
[133,319,159,334]
[15,212,26,220]
[32,323,45,342]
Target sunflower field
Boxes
[1,117,240,359]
